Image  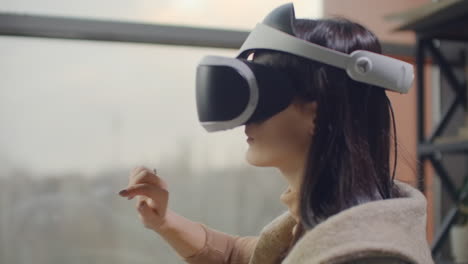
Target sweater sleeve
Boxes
[181,222,259,264]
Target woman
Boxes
[118,10,434,264]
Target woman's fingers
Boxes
[131,165,148,176]
[119,166,171,231]
[137,202,166,230]
[127,167,168,190]
[135,196,157,211]
[123,183,167,199]
[146,197,158,210]
[120,183,168,215]
[136,195,146,209]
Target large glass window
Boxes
[0,0,323,30]
[0,1,325,262]
[0,36,288,263]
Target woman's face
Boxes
[244,100,317,169]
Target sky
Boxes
[0,0,323,177]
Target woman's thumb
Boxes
[138,202,158,229]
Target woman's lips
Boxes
[247,137,254,143]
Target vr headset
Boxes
[196,3,414,132]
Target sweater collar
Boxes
[249,180,434,264]
[280,185,301,223]
[282,180,434,264]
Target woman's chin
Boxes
[245,149,272,167]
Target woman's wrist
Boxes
[151,209,207,259]
[153,209,177,234]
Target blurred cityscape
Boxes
[0,145,288,264]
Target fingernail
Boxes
[119,189,128,196]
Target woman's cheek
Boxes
[245,140,269,166]
[245,138,283,167]
[245,140,264,166]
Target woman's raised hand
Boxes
[119,166,170,232]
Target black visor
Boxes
[195,56,295,132]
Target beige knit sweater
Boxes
[183,180,434,264]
